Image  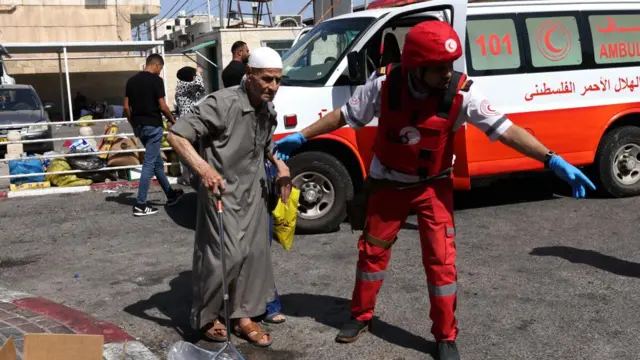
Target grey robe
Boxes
[170,84,277,330]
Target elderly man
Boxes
[167,47,290,347]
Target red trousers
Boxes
[351,178,458,341]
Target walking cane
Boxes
[212,192,246,360]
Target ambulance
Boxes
[271,0,640,233]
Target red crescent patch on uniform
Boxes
[349,97,360,106]
[479,99,499,116]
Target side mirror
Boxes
[347,51,361,83]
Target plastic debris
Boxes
[167,341,241,360]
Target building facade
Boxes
[0,0,160,43]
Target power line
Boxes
[139,0,190,38]
[149,0,191,36]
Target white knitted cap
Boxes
[248,47,283,69]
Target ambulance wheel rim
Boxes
[292,171,335,220]
[612,143,640,186]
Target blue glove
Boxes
[274,132,307,161]
[549,155,596,199]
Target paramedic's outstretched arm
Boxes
[460,86,550,160]
[300,108,346,139]
[498,125,550,162]
[275,74,381,160]
[168,94,227,194]
[462,86,595,198]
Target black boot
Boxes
[335,318,371,343]
[437,341,460,360]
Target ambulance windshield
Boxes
[281,17,374,86]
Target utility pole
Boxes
[364,0,368,9]
[207,0,213,31]
[219,0,225,29]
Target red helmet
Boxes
[401,20,462,69]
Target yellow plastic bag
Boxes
[272,187,301,251]
[45,158,93,187]
[162,120,170,148]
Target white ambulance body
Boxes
[272,0,640,233]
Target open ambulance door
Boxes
[333,0,472,189]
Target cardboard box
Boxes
[0,334,104,360]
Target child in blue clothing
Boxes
[264,159,286,324]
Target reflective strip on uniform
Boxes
[364,232,397,249]
[356,269,386,282]
[485,116,508,138]
[446,227,455,236]
[428,282,457,296]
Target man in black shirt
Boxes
[124,53,183,216]
[221,41,250,88]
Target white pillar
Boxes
[57,52,67,122]
[219,0,224,29]
[207,0,213,32]
[63,47,74,122]
[161,46,169,109]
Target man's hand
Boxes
[498,125,596,198]
[200,166,226,195]
[548,155,596,199]
[275,158,292,203]
[167,132,224,195]
[275,132,306,161]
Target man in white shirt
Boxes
[274,20,595,360]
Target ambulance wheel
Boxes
[288,151,353,233]
[595,126,640,197]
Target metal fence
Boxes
[0,117,180,182]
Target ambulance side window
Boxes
[587,13,640,65]
[465,17,523,76]
[523,15,583,68]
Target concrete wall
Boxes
[0,0,160,44]
[4,54,193,115]
[183,27,302,93]
[218,28,301,69]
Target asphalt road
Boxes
[1,174,640,360]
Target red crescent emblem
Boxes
[479,100,499,116]
[536,20,572,61]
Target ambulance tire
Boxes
[288,151,354,234]
[595,125,640,197]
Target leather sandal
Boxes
[233,321,273,347]
[263,312,286,324]
[203,319,227,342]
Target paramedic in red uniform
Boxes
[275,21,596,360]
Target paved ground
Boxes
[0,293,155,360]
[1,173,640,360]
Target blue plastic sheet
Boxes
[8,155,45,184]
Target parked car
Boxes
[0,84,55,155]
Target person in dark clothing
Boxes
[221,41,250,88]
[123,53,183,216]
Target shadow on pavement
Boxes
[123,271,199,342]
[104,192,163,207]
[453,172,565,211]
[530,246,640,278]
[165,192,198,230]
[279,293,437,357]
